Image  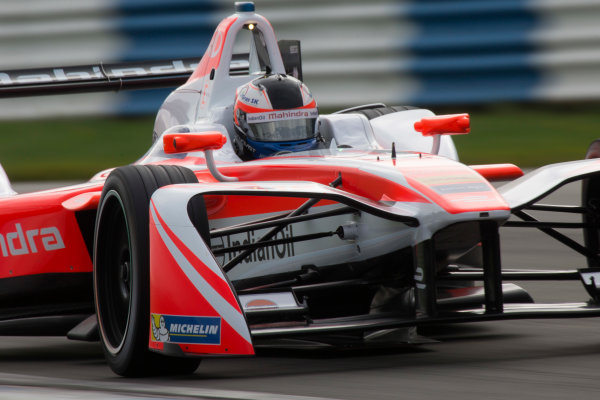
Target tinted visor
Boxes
[248,118,317,142]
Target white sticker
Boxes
[247,108,318,123]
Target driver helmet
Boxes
[233,74,318,160]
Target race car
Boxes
[2,1,600,377]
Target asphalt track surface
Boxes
[4,180,600,399]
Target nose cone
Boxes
[395,156,509,214]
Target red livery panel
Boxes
[149,200,253,356]
[0,186,99,277]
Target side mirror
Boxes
[414,114,470,155]
[163,132,227,154]
[162,131,237,182]
[414,113,470,136]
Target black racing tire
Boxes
[346,105,419,120]
[582,139,600,268]
[94,164,206,377]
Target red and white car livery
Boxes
[2,1,600,377]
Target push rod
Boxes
[223,174,343,272]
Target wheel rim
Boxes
[95,190,132,354]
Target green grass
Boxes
[0,117,154,181]
[0,106,598,181]
[453,105,600,166]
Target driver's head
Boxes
[233,74,318,160]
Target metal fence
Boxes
[1,0,600,118]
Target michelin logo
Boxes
[151,314,221,345]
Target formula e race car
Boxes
[2,2,600,377]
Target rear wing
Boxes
[0,58,198,98]
[0,42,303,99]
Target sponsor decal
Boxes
[414,267,426,290]
[0,223,65,257]
[0,60,198,85]
[211,225,295,265]
[245,299,278,309]
[151,314,221,345]
[240,88,259,105]
[448,195,493,203]
[431,182,491,194]
[240,291,301,311]
[247,108,318,123]
[412,174,481,186]
[210,31,224,58]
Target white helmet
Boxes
[233,74,318,160]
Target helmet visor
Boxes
[248,118,316,142]
[245,108,318,142]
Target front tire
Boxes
[94,165,203,376]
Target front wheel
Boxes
[94,165,203,376]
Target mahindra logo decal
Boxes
[0,59,198,86]
[0,223,65,257]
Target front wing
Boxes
[147,180,600,357]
